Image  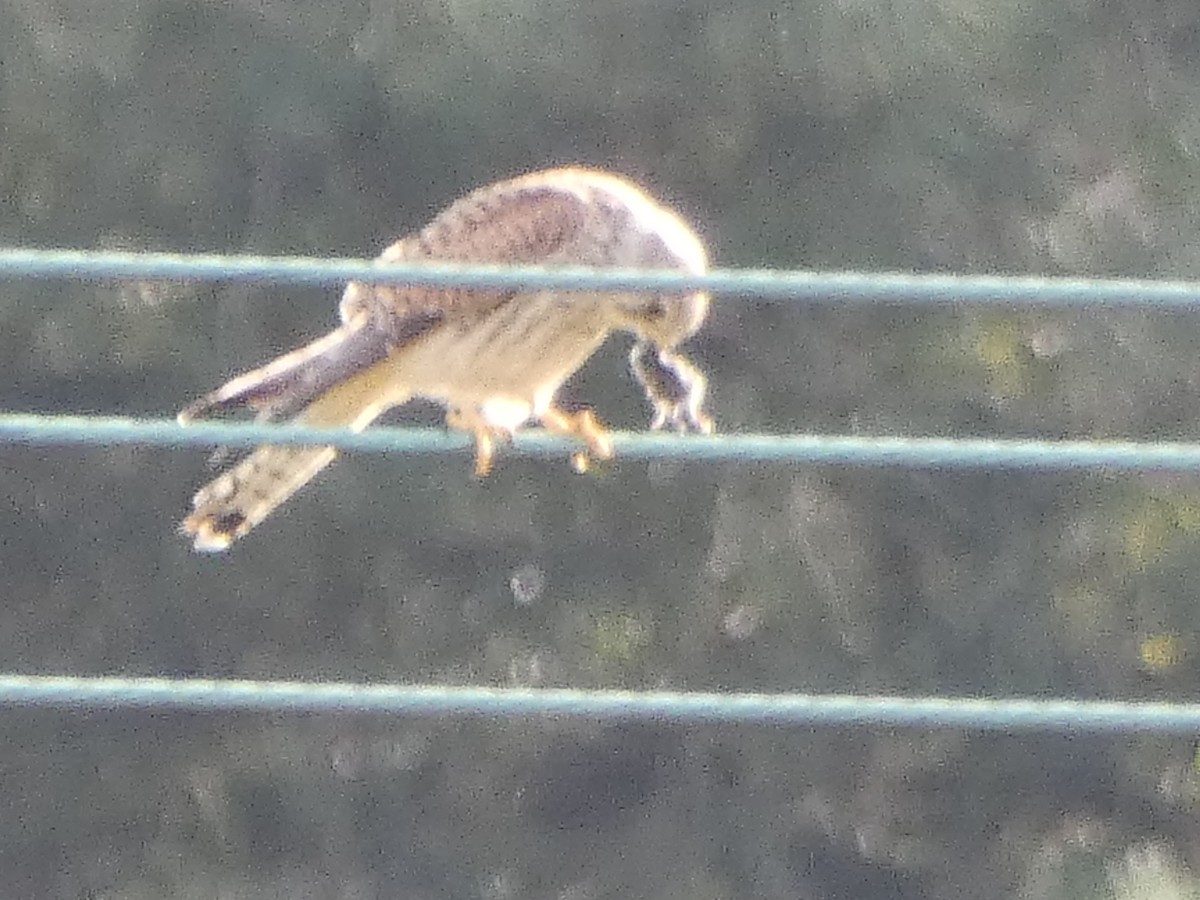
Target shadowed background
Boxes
[4,0,1200,897]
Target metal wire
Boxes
[9,672,1200,734]
[2,674,1197,732]
[5,245,1200,306]
[7,247,1200,731]
[4,412,1200,471]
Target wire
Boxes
[5,245,1200,306]
[3,412,1200,471]
[2,673,1197,732]
[7,248,1200,735]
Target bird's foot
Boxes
[446,408,513,477]
[540,407,615,473]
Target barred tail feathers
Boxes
[181,444,338,552]
[180,322,412,552]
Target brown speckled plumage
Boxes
[178,167,713,551]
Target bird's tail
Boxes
[179,317,404,552]
[181,444,343,552]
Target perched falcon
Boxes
[178,167,713,552]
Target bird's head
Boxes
[618,288,711,350]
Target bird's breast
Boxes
[392,291,616,418]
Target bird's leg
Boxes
[539,406,615,473]
[445,407,512,477]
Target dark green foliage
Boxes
[5,0,1200,896]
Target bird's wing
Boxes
[357,169,597,330]
[177,311,441,425]
[182,171,598,425]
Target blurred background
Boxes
[5,0,1200,897]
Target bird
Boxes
[177,166,714,552]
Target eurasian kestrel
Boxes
[178,167,713,551]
